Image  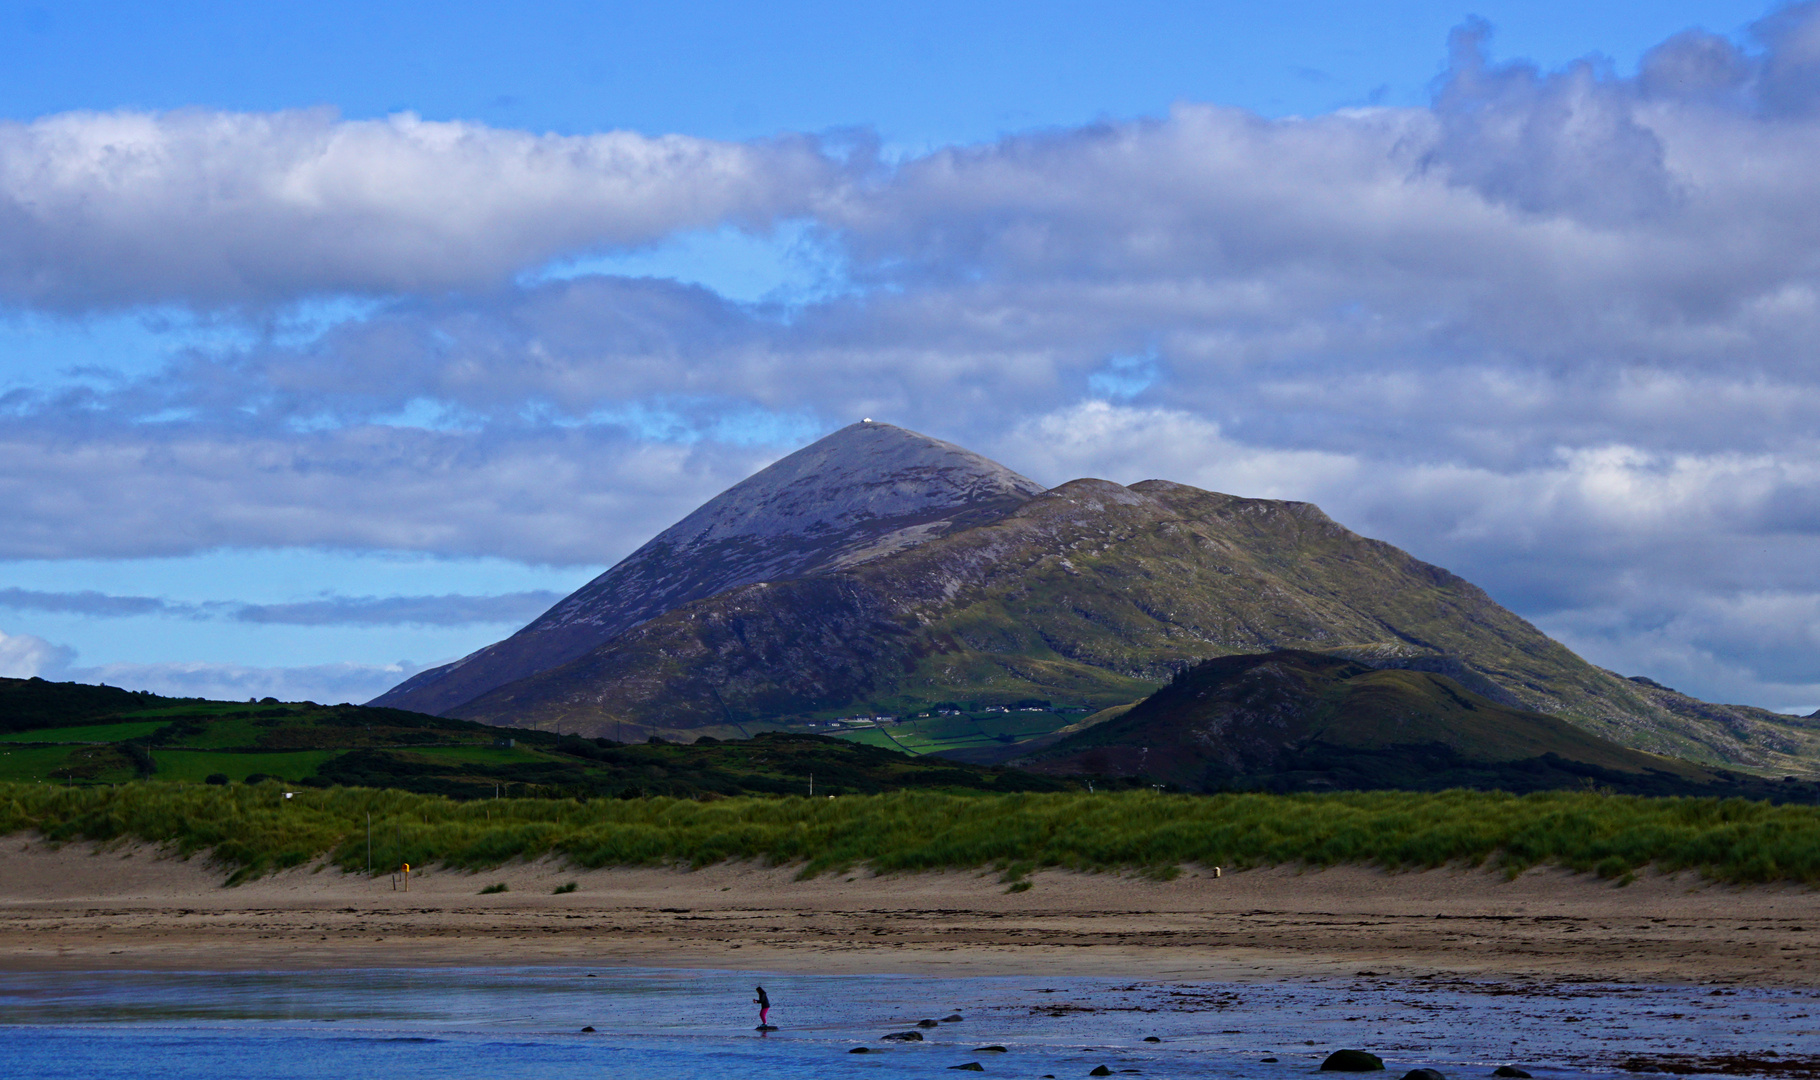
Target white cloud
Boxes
[0,626,427,703]
[0,109,843,310]
[0,628,75,678]
[68,659,432,706]
[0,422,778,564]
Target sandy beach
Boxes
[2,838,1815,983]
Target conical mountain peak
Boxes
[660,420,1046,548]
[371,421,1043,715]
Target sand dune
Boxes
[2,838,1815,983]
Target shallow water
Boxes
[2,966,1815,1079]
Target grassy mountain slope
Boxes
[449,479,1819,771]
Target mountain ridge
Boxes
[373,424,1820,774]
[443,473,1819,771]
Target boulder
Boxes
[1090,1068,1114,1077]
[883,1031,925,1042]
[1144,1036,1161,1043]
[918,1018,941,1027]
[579,1026,595,1033]
[1402,1070,1446,1080]
[944,1014,966,1022]
[950,1064,985,1072]
[1493,1070,1531,1078]
[1321,1050,1387,1072]
[849,1047,870,1054]
[974,1046,1009,1053]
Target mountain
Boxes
[1015,650,1751,795]
[371,421,1046,716]
[413,440,1819,771]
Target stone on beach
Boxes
[883,1030,924,1041]
[1322,1049,1387,1071]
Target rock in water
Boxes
[1321,1050,1387,1072]
[848,1047,870,1054]
[1492,1069,1531,1078]
[943,1013,965,1022]
[950,1065,985,1072]
[370,421,1043,716]
[883,1031,925,1042]
[973,1046,1008,1052]
[1402,1070,1446,1080]
[1090,1068,1114,1077]
[917,1018,941,1028]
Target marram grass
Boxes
[2,782,1817,886]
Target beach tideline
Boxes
[0,839,1815,984]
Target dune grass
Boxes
[2,781,1818,887]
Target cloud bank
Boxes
[6,8,1820,711]
[0,587,562,626]
[0,625,428,704]
[0,109,844,310]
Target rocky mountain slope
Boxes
[371,422,1045,716]
[1016,650,1742,795]
[427,455,1820,772]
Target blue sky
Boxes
[3,0,1819,712]
[0,1,1777,139]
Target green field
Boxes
[0,721,171,744]
[0,676,1089,798]
[5,783,1820,887]
[152,750,341,783]
[835,711,1071,755]
[0,746,93,782]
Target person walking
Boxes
[753,985,771,1029]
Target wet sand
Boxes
[2,838,1816,983]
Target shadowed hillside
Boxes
[1017,651,1814,798]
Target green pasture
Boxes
[834,711,1067,755]
[0,746,87,782]
[166,717,280,749]
[6,783,1819,887]
[0,721,170,744]
[150,750,340,783]
[834,728,903,751]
